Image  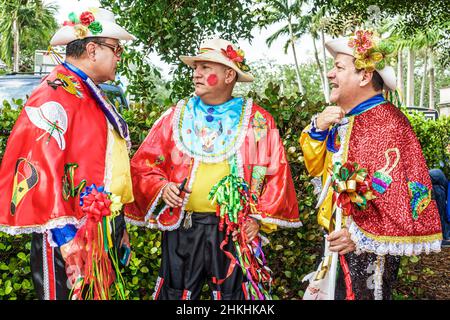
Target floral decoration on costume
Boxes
[67,184,125,300]
[331,161,376,216]
[251,111,267,142]
[348,30,395,72]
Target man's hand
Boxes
[60,240,85,288]
[327,228,356,255]
[119,229,131,266]
[162,182,191,208]
[232,218,260,243]
[316,106,346,131]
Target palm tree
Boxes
[262,0,307,94]
[0,0,58,72]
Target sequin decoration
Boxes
[252,111,267,142]
[408,181,432,220]
[250,166,267,195]
[372,148,400,194]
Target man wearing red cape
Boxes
[125,38,301,300]
[300,29,442,300]
[0,8,135,299]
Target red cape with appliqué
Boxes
[345,103,442,255]
[301,101,442,255]
[0,64,110,234]
[125,98,301,230]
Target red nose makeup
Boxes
[207,74,218,86]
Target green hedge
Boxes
[0,89,447,300]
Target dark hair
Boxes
[65,37,107,58]
[371,71,384,91]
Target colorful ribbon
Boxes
[208,160,272,300]
[68,184,126,300]
[331,161,376,216]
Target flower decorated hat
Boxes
[179,38,254,82]
[325,30,397,90]
[50,8,135,46]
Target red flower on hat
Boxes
[348,30,374,54]
[80,11,96,26]
[222,45,244,63]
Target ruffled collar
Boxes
[173,96,252,163]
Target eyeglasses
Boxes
[95,41,124,57]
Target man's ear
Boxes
[225,68,237,85]
[360,70,374,87]
[85,42,97,61]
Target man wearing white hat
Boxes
[300,30,442,300]
[125,38,301,300]
[0,8,135,299]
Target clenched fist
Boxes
[162,182,191,208]
[316,106,346,131]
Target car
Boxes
[0,73,129,112]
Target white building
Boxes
[439,86,450,117]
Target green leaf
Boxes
[17,252,27,261]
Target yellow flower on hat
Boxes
[74,25,88,39]
[348,29,395,72]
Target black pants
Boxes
[154,212,245,300]
[335,251,400,300]
[30,215,127,300]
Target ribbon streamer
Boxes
[208,160,272,300]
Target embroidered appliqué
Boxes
[252,111,267,142]
[194,121,224,153]
[250,166,267,195]
[146,155,165,168]
[62,163,87,201]
[372,148,400,194]
[47,73,83,98]
[11,158,38,215]
[26,101,68,150]
[408,181,432,220]
[55,73,83,98]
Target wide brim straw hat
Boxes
[180,38,254,82]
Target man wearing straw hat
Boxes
[300,30,442,300]
[125,38,301,300]
[0,8,135,300]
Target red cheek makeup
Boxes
[207,74,218,86]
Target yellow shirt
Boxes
[109,129,134,205]
[186,161,230,212]
[185,160,277,233]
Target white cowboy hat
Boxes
[325,37,397,91]
[179,38,254,82]
[50,8,135,46]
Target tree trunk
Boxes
[287,18,305,95]
[312,35,326,100]
[419,49,428,108]
[429,54,435,109]
[406,48,415,108]
[321,29,330,103]
[397,49,404,102]
[12,16,20,73]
